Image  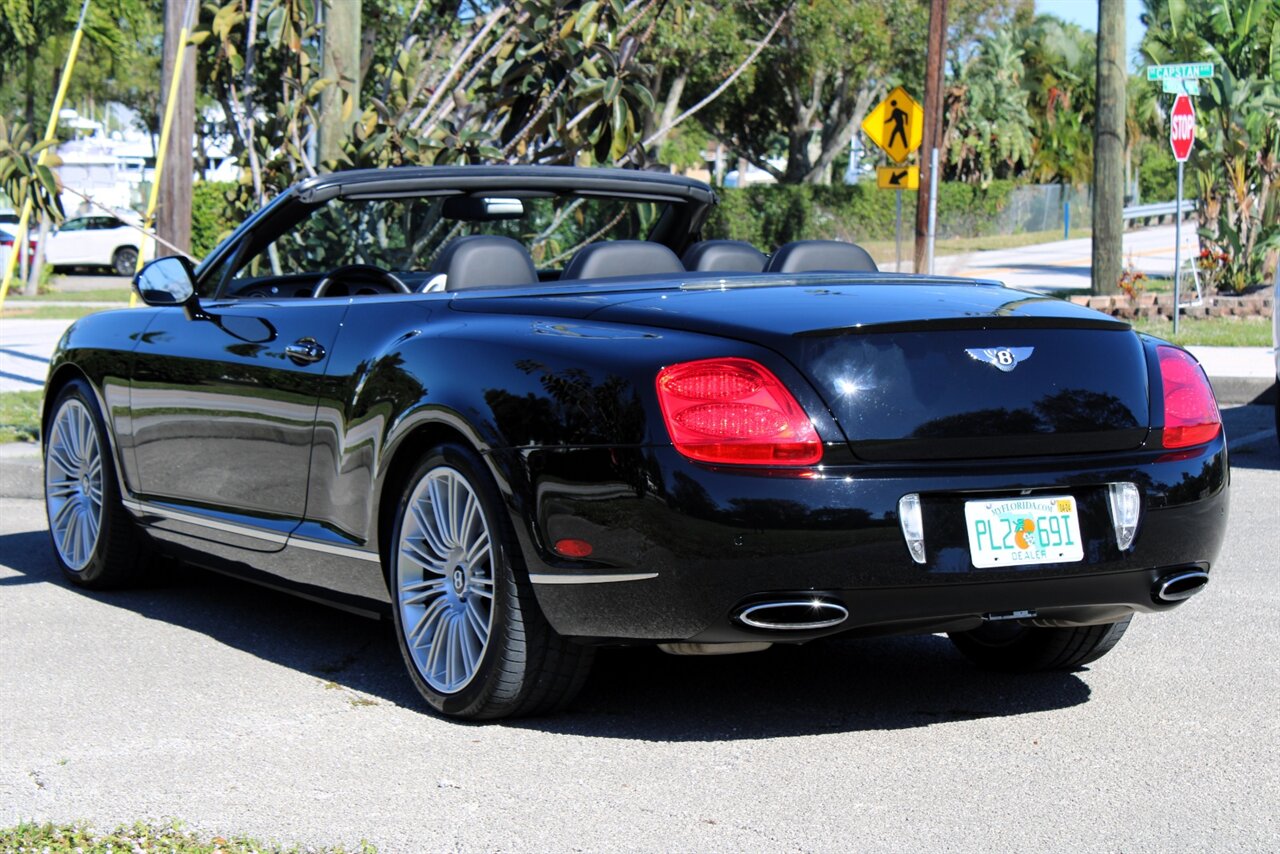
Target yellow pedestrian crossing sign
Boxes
[861,86,923,164]
[877,165,919,190]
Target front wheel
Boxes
[389,444,593,720]
[44,380,150,588]
[948,616,1132,672]
[112,246,138,277]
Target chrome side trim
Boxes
[529,572,658,585]
[125,500,289,545]
[287,537,381,563]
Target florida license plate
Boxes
[964,495,1084,568]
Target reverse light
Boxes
[655,358,822,465]
[898,493,926,564]
[1157,346,1221,448]
[1107,482,1141,551]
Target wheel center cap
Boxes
[452,568,466,595]
[79,475,90,494]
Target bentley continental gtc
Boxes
[41,166,1228,720]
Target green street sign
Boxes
[1147,62,1214,81]
[1162,79,1201,96]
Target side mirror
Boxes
[134,256,197,308]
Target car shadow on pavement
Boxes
[517,641,1091,741]
[0,529,423,709]
[1,528,1092,740]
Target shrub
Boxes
[190,181,238,260]
[704,180,1018,248]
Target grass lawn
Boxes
[0,820,374,853]
[5,287,135,302]
[864,228,1092,265]
[0,304,125,320]
[1128,315,1272,347]
[0,390,41,444]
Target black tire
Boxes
[43,379,150,589]
[388,443,593,720]
[948,615,1132,672]
[112,246,138,277]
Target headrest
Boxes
[431,235,539,292]
[681,240,767,273]
[561,240,685,280]
[764,240,878,274]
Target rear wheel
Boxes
[948,616,1132,672]
[112,246,138,277]
[389,444,593,720]
[44,380,150,588]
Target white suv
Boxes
[44,214,140,276]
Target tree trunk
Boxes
[24,214,51,296]
[647,71,686,148]
[320,0,363,167]
[803,86,877,184]
[25,43,36,127]
[1091,0,1125,295]
[158,0,196,257]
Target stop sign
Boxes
[1170,94,1196,162]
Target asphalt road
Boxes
[0,409,1277,852]
[936,224,1199,292]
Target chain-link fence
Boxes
[995,184,1093,236]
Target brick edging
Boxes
[1070,290,1274,320]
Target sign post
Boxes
[1169,93,1196,335]
[862,86,924,271]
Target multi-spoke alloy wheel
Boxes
[43,380,148,588]
[396,466,496,694]
[45,398,104,571]
[389,445,594,720]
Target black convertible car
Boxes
[42,166,1228,720]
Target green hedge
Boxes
[704,180,1018,247]
[190,181,239,259]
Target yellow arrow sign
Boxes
[861,86,923,164]
[877,165,919,190]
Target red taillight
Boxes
[553,538,594,558]
[656,358,822,465]
[1158,345,1221,448]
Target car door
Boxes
[130,298,350,550]
[87,217,125,264]
[45,217,89,264]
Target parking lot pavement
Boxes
[0,411,1276,851]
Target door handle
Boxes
[285,338,326,364]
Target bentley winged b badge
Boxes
[965,346,1034,372]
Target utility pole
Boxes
[158,0,196,256]
[319,0,363,167]
[1091,0,1125,295]
[913,0,947,274]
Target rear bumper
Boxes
[511,435,1229,642]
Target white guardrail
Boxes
[1122,200,1199,223]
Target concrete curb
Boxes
[1210,377,1277,406]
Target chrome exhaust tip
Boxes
[1153,570,1210,603]
[735,598,849,631]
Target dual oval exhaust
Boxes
[730,569,1209,635]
